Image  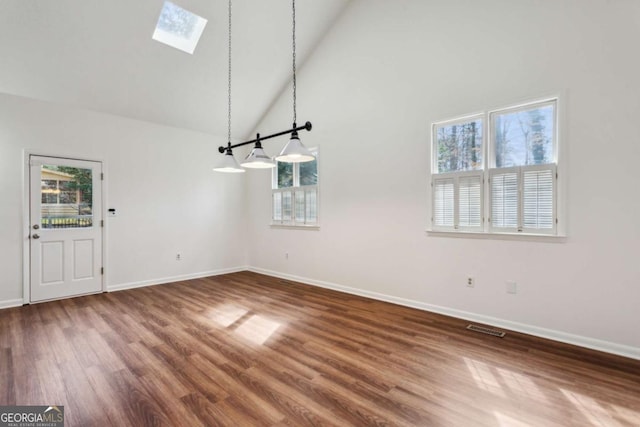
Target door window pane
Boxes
[41,165,93,228]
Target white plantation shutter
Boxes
[282,191,292,221]
[305,188,318,224]
[273,192,282,221]
[489,166,557,234]
[433,178,454,228]
[295,190,305,223]
[272,187,318,225]
[458,174,483,229]
[490,168,519,230]
[523,165,555,232]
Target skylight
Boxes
[152,1,207,54]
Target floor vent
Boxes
[466,324,506,338]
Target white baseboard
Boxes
[248,266,640,361]
[107,266,248,292]
[0,298,24,309]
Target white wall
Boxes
[247,0,640,356]
[0,93,247,304]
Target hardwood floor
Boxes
[1,271,639,426]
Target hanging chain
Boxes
[227,0,232,145]
[292,0,297,126]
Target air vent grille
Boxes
[466,324,506,338]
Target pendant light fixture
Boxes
[275,0,315,163]
[213,0,245,173]
[241,134,276,168]
[214,0,313,172]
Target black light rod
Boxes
[218,121,312,153]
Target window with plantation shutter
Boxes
[282,191,292,221]
[433,177,454,228]
[431,115,484,232]
[458,174,482,228]
[305,189,318,223]
[523,166,555,231]
[432,172,483,231]
[489,169,519,230]
[430,97,560,236]
[273,192,282,221]
[489,166,556,234]
[272,149,319,227]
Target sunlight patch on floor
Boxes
[206,305,248,327]
[494,411,533,427]
[561,388,623,427]
[611,403,640,426]
[496,367,548,403]
[235,315,282,345]
[463,357,506,397]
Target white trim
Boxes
[22,152,30,303]
[270,224,320,231]
[106,266,248,292]
[101,161,109,293]
[248,267,639,361]
[0,299,24,309]
[426,229,567,242]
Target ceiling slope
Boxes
[0,0,350,138]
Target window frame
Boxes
[271,148,319,228]
[430,97,561,237]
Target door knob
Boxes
[33,224,40,230]
[32,234,40,240]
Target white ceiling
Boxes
[0,0,351,138]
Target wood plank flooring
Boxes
[1,271,639,426]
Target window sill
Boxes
[270,224,320,231]
[426,229,567,242]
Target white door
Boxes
[29,155,103,302]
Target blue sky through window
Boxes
[494,104,554,168]
[152,1,207,54]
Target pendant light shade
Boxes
[276,130,315,163]
[241,136,275,169]
[213,148,245,173]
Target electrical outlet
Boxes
[467,276,474,287]
[176,253,182,261]
[506,281,517,294]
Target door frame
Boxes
[22,150,108,303]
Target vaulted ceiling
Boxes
[0,0,351,138]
